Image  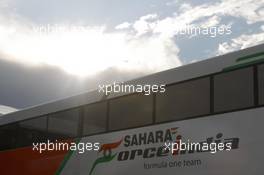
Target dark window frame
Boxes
[257,64,264,105]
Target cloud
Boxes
[175,0,264,25]
[118,0,264,38]
[1,0,264,77]
[0,25,181,76]
[115,22,131,30]
[0,11,181,77]
[166,0,181,6]
[132,14,158,36]
[115,0,264,63]
[0,0,9,8]
[218,27,264,54]
[199,15,221,28]
[0,57,147,108]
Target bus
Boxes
[0,44,264,175]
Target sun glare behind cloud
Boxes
[0,18,181,77]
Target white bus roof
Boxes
[1,43,264,125]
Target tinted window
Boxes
[83,102,107,135]
[18,116,49,147]
[259,64,264,105]
[20,117,47,131]
[48,108,79,138]
[0,116,49,151]
[156,77,210,122]
[0,123,19,151]
[109,94,153,130]
[214,67,254,112]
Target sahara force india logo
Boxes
[89,139,123,175]
[89,127,239,175]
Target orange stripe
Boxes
[0,140,73,175]
[99,139,123,152]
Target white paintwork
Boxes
[61,107,264,175]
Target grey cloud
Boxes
[0,57,145,109]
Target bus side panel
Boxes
[60,107,264,175]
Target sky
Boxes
[0,0,264,109]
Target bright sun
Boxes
[0,24,181,76]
